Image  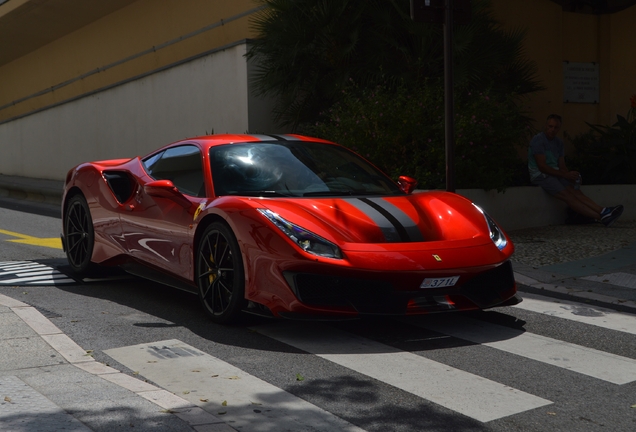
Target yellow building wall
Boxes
[491,0,636,144]
[561,11,602,132]
[3,0,634,139]
[490,0,564,129]
[0,0,259,122]
[609,6,636,120]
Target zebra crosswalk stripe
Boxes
[0,262,45,270]
[404,314,636,385]
[0,260,76,286]
[252,323,552,423]
[13,270,59,277]
[0,274,76,285]
[513,293,636,335]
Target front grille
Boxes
[285,260,516,314]
[459,261,515,307]
[286,273,406,313]
[291,273,392,305]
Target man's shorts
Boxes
[531,174,580,196]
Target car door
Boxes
[119,144,207,282]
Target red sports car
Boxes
[61,134,520,323]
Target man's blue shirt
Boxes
[528,132,563,180]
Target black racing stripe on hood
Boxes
[359,198,411,242]
[366,197,425,242]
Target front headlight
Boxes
[472,204,508,250]
[258,209,343,259]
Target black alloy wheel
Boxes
[64,194,95,275]
[196,222,246,324]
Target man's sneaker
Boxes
[601,205,624,227]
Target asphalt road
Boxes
[1,206,635,431]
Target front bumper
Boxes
[279,260,518,317]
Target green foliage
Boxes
[247,0,542,129]
[303,81,532,191]
[567,108,636,184]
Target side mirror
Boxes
[398,176,418,194]
[144,180,192,209]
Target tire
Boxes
[64,194,95,276]
[196,222,246,324]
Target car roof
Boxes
[188,134,335,148]
[142,134,339,160]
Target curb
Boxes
[514,272,636,313]
[0,293,236,432]
[0,175,63,207]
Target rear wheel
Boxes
[196,222,246,324]
[64,194,95,275]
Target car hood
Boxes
[254,191,494,247]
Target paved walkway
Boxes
[0,294,235,432]
[509,219,636,310]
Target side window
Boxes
[141,145,205,197]
[142,151,164,176]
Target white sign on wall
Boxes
[563,62,599,103]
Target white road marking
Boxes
[0,275,77,285]
[406,314,636,385]
[105,339,365,432]
[0,263,47,271]
[0,274,75,284]
[0,260,29,266]
[513,294,636,335]
[581,272,636,289]
[252,323,552,423]
[16,269,59,277]
[0,261,76,286]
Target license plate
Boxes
[420,276,460,288]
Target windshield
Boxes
[209,141,402,197]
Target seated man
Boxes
[528,114,623,227]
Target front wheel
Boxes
[64,194,95,275]
[196,222,246,324]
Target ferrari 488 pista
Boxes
[61,134,520,323]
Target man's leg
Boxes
[533,175,601,219]
[554,188,601,220]
[569,185,604,214]
[568,183,623,226]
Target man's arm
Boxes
[534,154,580,181]
[557,157,580,180]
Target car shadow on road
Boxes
[32,259,530,356]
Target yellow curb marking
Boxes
[0,228,62,250]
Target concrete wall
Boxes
[0,42,278,180]
[0,0,260,122]
[458,185,636,231]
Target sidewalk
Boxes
[0,294,235,432]
[508,219,636,311]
